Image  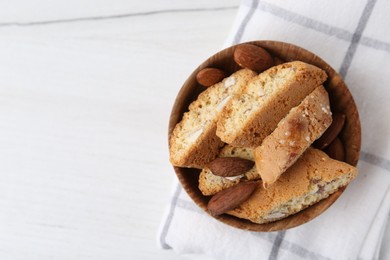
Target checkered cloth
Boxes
[158,0,390,259]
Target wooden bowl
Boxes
[168,41,361,232]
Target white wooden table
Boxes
[0,1,237,259]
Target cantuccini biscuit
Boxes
[169,69,257,168]
[254,86,333,187]
[228,148,357,224]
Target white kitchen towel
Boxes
[158,0,390,259]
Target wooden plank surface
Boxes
[0,1,238,259]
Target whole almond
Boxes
[315,113,346,149]
[196,68,227,87]
[208,157,255,177]
[324,138,345,161]
[234,44,274,72]
[207,181,258,216]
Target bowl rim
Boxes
[168,40,361,232]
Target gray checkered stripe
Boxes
[161,0,390,258]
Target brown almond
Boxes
[314,113,346,149]
[196,68,227,87]
[324,138,345,161]
[207,181,258,216]
[208,157,255,177]
[234,44,274,72]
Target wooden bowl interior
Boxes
[169,41,361,232]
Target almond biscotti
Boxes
[254,86,333,187]
[169,69,257,168]
[227,148,357,224]
[199,146,258,196]
[216,61,327,147]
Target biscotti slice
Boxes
[199,146,259,196]
[228,148,357,224]
[217,61,327,147]
[169,69,257,168]
[254,86,333,188]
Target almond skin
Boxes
[207,181,258,216]
[315,113,346,149]
[234,44,274,72]
[324,138,345,161]
[208,157,255,177]
[196,68,227,87]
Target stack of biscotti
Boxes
[227,147,357,224]
[200,146,356,223]
[169,44,357,224]
[216,61,327,147]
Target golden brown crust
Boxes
[228,148,357,224]
[173,125,225,168]
[169,69,257,168]
[216,61,327,147]
[254,86,333,187]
